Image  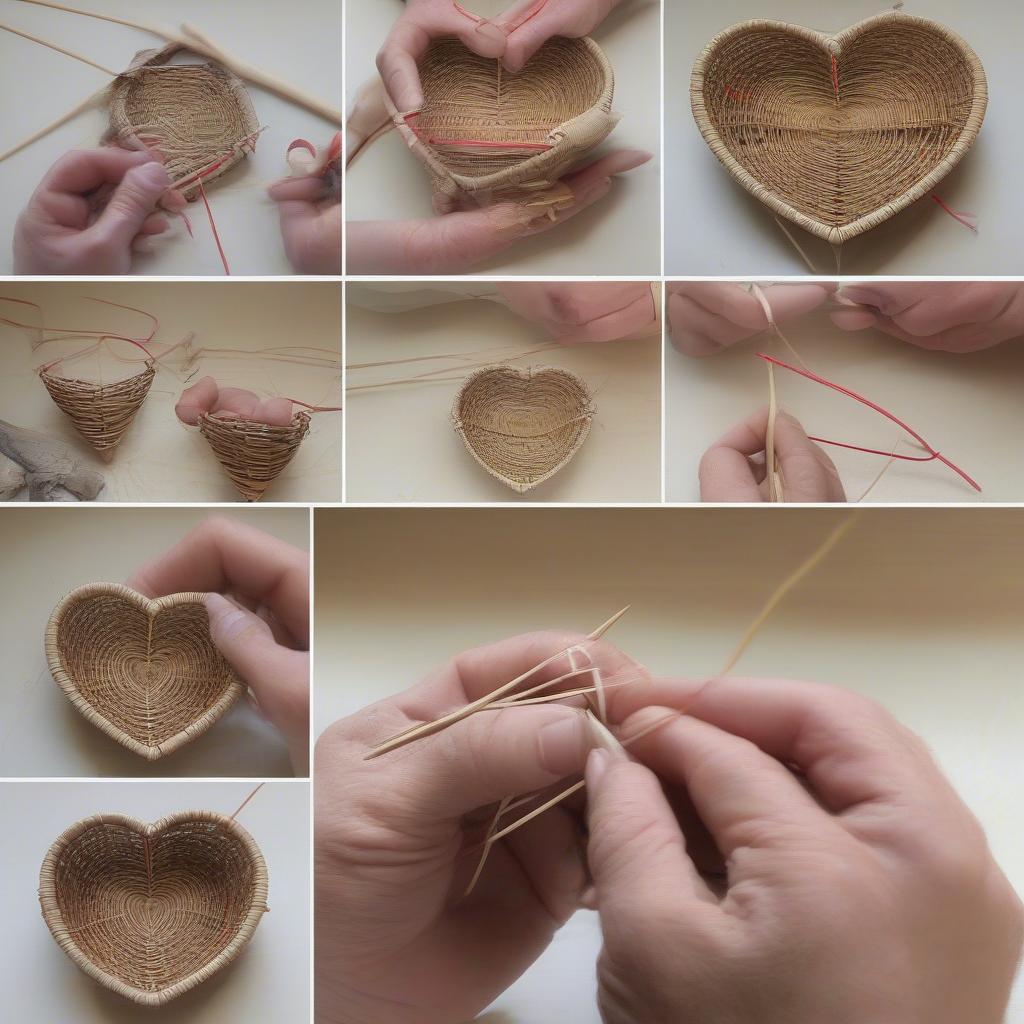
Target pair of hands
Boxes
[669,282,1024,355]
[14,148,339,275]
[127,518,310,774]
[315,631,1023,1024]
[348,0,649,274]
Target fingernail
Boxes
[135,161,171,189]
[586,748,610,788]
[537,712,587,776]
[475,20,507,46]
[204,592,251,641]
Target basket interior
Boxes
[55,594,234,747]
[456,367,592,490]
[416,36,606,178]
[52,820,257,993]
[700,21,978,228]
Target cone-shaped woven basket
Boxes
[691,12,987,244]
[39,362,154,460]
[108,44,260,200]
[39,810,268,1006]
[452,365,594,493]
[199,412,311,502]
[389,36,617,211]
[45,583,244,760]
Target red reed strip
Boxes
[931,194,978,233]
[831,55,840,103]
[807,436,940,463]
[84,297,159,342]
[198,179,230,276]
[508,0,549,30]
[756,352,981,492]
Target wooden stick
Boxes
[0,86,107,163]
[464,795,511,897]
[487,779,587,844]
[720,514,859,675]
[365,606,630,759]
[0,20,116,74]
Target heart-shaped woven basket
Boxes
[45,583,244,760]
[199,412,311,502]
[39,810,268,1006]
[452,365,594,493]
[691,12,987,243]
[388,36,617,212]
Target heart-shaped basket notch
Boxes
[395,35,616,208]
[452,365,594,493]
[40,811,268,1006]
[691,12,987,243]
[46,583,244,760]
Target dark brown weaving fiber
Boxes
[109,44,260,200]
[391,36,616,210]
[46,583,244,760]
[452,365,594,494]
[39,811,268,1006]
[692,12,987,243]
[199,412,311,502]
[39,363,154,459]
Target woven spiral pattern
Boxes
[199,412,311,502]
[109,45,259,200]
[398,36,616,207]
[40,363,154,459]
[46,583,243,760]
[692,13,987,243]
[40,811,268,1006]
[452,365,594,494]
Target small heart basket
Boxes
[389,35,617,212]
[690,11,987,243]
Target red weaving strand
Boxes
[198,179,230,276]
[931,194,978,233]
[756,352,982,492]
[805,437,939,463]
[831,55,840,103]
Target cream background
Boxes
[0,0,340,276]
[0,780,309,1024]
[0,281,341,503]
[345,0,661,276]
[345,290,662,503]
[664,297,1024,503]
[666,0,1024,275]
[314,507,1024,1023]
[0,506,308,778]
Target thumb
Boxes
[205,593,310,767]
[452,18,508,60]
[92,160,172,250]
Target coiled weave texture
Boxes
[691,12,987,243]
[46,583,244,760]
[452,365,594,493]
[40,363,154,459]
[199,412,311,502]
[39,811,268,1006]
[390,36,617,210]
[109,44,260,200]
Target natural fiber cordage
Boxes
[199,411,311,502]
[452,365,594,493]
[45,583,244,760]
[108,43,261,199]
[39,810,268,1006]
[390,36,617,211]
[691,12,987,244]
[39,361,154,459]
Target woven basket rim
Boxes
[45,582,245,761]
[389,35,616,192]
[690,11,988,244]
[39,810,268,1007]
[451,364,594,495]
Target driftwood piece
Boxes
[0,418,105,501]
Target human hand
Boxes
[496,0,622,73]
[13,149,186,275]
[127,518,310,774]
[668,282,832,356]
[315,631,643,1024]
[497,281,657,343]
[347,148,650,274]
[832,282,1024,353]
[175,377,296,426]
[377,0,507,113]
[269,149,341,275]
[699,407,846,502]
[585,676,1024,1024]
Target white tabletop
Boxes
[0,780,310,1024]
